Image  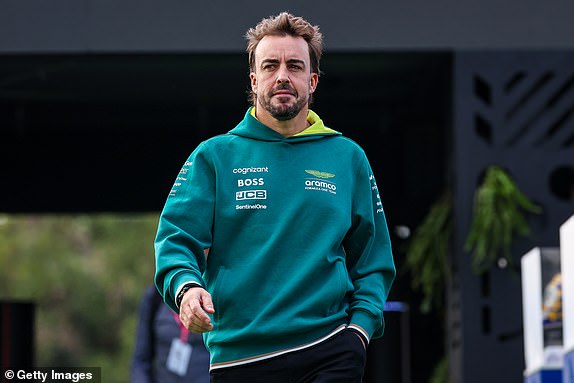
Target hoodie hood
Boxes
[229,107,341,143]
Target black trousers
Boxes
[210,329,367,383]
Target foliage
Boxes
[429,356,449,383]
[0,213,159,383]
[404,191,452,313]
[465,166,542,273]
[405,166,541,383]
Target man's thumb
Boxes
[201,290,215,313]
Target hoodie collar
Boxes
[229,107,341,142]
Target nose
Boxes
[275,64,290,84]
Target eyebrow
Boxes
[260,58,307,67]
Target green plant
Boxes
[465,166,542,273]
[404,165,541,383]
[0,214,158,383]
[429,355,449,383]
[404,191,452,313]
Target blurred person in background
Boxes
[131,286,210,383]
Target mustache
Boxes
[272,83,297,95]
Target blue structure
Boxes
[526,369,563,383]
[565,350,574,383]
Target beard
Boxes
[258,84,310,121]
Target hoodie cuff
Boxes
[175,282,203,308]
[349,310,379,343]
[172,273,204,307]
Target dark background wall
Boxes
[2,0,574,52]
[0,52,450,219]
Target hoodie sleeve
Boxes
[343,155,396,341]
[154,142,215,312]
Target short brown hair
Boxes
[245,12,323,75]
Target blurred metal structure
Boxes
[451,51,574,383]
[1,301,35,368]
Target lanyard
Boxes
[172,312,190,342]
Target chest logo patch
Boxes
[305,169,335,179]
[304,170,337,195]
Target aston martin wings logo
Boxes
[305,169,335,179]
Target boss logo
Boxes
[238,178,265,187]
[236,190,267,201]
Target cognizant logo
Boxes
[232,167,269,175]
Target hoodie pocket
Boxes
[207,267,228,328]
[327,260,352,315]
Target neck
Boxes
[254,105,310,137]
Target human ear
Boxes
[250,72,257,92]
[309,73,319,93]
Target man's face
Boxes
[250,35,318,121]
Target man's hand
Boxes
[179,287,215,333]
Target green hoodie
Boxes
[155,108,396,369]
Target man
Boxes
[131,286,210,383]
[155,12,396,382]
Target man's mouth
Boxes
[273,90,295,97]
